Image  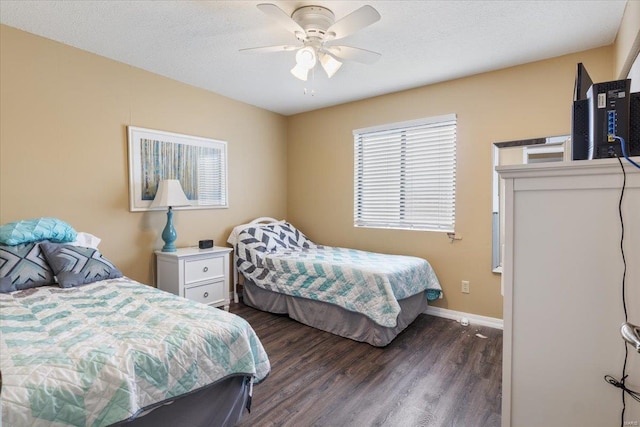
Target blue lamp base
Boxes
[161,207,178,252]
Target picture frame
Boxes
[127,126,228,212]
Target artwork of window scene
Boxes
[140,138,226,207]
[127,126,228,211]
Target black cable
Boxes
[604,156,640,427]
[618,155,628,426]
[605,374,640,403]
[618,156,627,324]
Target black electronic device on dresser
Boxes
[571,63,640,160]
[571,63,593,160]
[629,91,640,157]
[571,98,590,160]
[587,78,631,159]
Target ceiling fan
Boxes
[240,3,382,81]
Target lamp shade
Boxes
[291,46,319,81]
[290,63,309,81]
[150,179,191,208]
[296,46,317,69]
[320,53,342,78]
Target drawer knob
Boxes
[204,292,209,298]
[203,266,209,273]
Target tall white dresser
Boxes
[498,158,640,427]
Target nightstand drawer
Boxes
[184,281,225,305]
[185,256,224,284]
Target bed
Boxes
[0,218,270,427]
[227,217,442,347]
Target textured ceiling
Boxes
[0,0,629,116]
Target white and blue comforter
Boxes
[0,277,270,427]
[235,223,441,328]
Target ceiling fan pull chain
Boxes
[302,68,316,96]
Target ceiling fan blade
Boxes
[326,45,381,64]
[239,45,301,54]
[325,5,381,41]
[257,3,305,37]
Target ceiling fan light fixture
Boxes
[290,63,309,81]
[245,3,382,82]
[320,53,342,78]
[295,46,317,69]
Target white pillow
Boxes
[68,232,101,249]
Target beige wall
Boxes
[0,22,623,320]
[286,47,614,319]
[0,25,288,286]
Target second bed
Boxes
[227,218,442,347]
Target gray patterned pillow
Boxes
[0,242,55,293]
[39,242,122,288]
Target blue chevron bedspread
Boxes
[0,277,270,427]
[235,222,442,328]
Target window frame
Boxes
[353,114,457,233]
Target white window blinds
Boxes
[353,114,456,232]
[196,149,227,207]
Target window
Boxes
[196,150,227,206]
[353,114,456,232]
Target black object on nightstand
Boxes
[199,239,214,249]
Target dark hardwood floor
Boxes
[230,302,502,427]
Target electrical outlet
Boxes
[461,280,470,294]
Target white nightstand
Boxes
[155,246,233,311]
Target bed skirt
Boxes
[115,375,251,427]
[242,280,428,347]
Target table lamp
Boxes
[150,179,191,252]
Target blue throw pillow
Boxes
[0,217,77,246]
[39,242,122,288]
[0,242,56,293]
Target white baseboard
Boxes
[425,306,504,330]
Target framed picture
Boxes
[127,126,228,212]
